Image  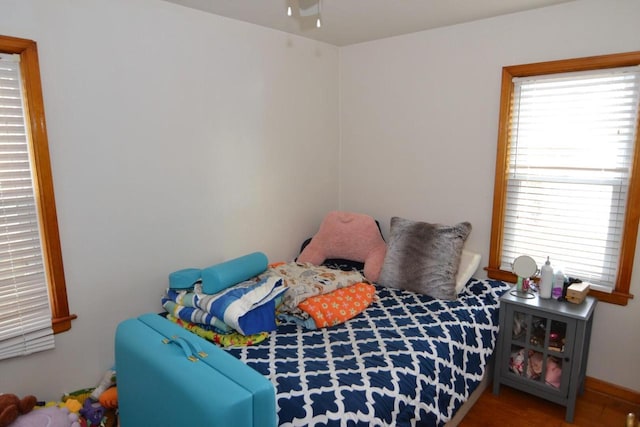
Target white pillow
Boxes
[455,250,482,294]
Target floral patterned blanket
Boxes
[260,262,367,308]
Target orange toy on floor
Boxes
[98,387,118,410]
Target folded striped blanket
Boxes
[163,275,286,335]
[161,298,232,333]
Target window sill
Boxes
[587,289,633,306]
[52,314,78,334]
[485,267,633,306]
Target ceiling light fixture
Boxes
[287,0,322,29]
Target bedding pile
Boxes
[258,262,373,329]
[226,278,511,427]
[161,261,375,343]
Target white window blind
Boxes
[0,52,54,360]
[501,66,640,292]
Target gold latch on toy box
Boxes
[566,282,590,304]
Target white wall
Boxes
[0,0,339,399]
[339,0,640,391]
[2,0,639,401]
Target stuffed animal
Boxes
[0,394,37,427]
[79,398,105,426]
[9,406,80,427]
[89,369,116,402]
[297,211,387,282]
[98,387,117,410]
[545,356,563,388]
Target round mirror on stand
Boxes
[511,255,538,299]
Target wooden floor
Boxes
[459,384,640,427]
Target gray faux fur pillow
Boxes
[378,217,472,300]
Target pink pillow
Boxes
[297,211,387,282]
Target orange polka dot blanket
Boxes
[298,282,376,328]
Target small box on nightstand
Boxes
[566,282,590,304]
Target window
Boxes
[0,35,75,360]
[488,51,640,306]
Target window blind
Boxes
[0,52,54,360]
[502,66,640,291]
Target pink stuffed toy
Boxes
[545,356,562,388]
[297,211,387,282]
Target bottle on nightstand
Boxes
[539,257,553,299]
[553,268,564,299]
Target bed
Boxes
[223,276,510,426]
[142,213,512,426]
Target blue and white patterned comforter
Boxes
[226,278,510,427]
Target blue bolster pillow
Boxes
[169,268,202,289]
[201,252,269,295]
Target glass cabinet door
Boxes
[503,307,574,396]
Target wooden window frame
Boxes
[1,34,76,332]
[487,51,640,306]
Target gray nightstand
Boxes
[492,287,597,423]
